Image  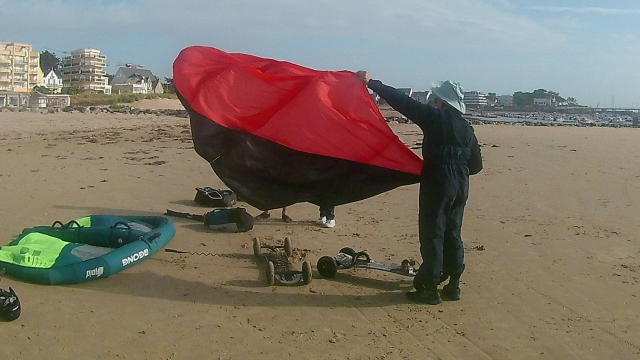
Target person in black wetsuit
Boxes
[357,71,483,305]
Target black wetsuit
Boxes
[368,80,483,289]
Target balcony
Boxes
[71,54,105,61]
[64,62,106,68]
[79,77,104,82]
[80,70,106,75]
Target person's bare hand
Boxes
[356,70,371,85]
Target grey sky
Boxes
[2,0,639,107]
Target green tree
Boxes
[40,50,61,74]
[163,77,175,93]
[513,91,533,107]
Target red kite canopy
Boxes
[174,46,422,210]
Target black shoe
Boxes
[406,289,442,305]
[440,284,461,301]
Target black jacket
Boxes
[368,80,483,175]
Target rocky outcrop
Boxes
[36,106,190,118]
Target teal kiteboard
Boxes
[0,215,175,285]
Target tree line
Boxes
[513,89,578,106]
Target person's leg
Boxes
[323,206,336,228]
[281,206,293,222]
[440,202,465,300]
[316,206,326,225]
[407,180,452,305]
[441,172,469,300]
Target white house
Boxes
[43,70,64,93]
[110,66,163,94]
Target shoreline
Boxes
[3,103,636,129]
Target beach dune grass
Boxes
[70,93,177,107]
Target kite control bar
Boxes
[165,209,204,222]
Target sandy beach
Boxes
[1,98,640,359]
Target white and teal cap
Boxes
[430,80,466,114]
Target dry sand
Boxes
[1,98,639,359]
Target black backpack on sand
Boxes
[194,187,237,207]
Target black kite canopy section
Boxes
[173,46,422,210]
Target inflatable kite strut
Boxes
[173,46,423,210]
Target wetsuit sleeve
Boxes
[368,80,440,132]
[468,127,483,175]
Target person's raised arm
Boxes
[356,70,438,131]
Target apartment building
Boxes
[61,49,109,93]
[463,91,488,108]
[0,42,42,92]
